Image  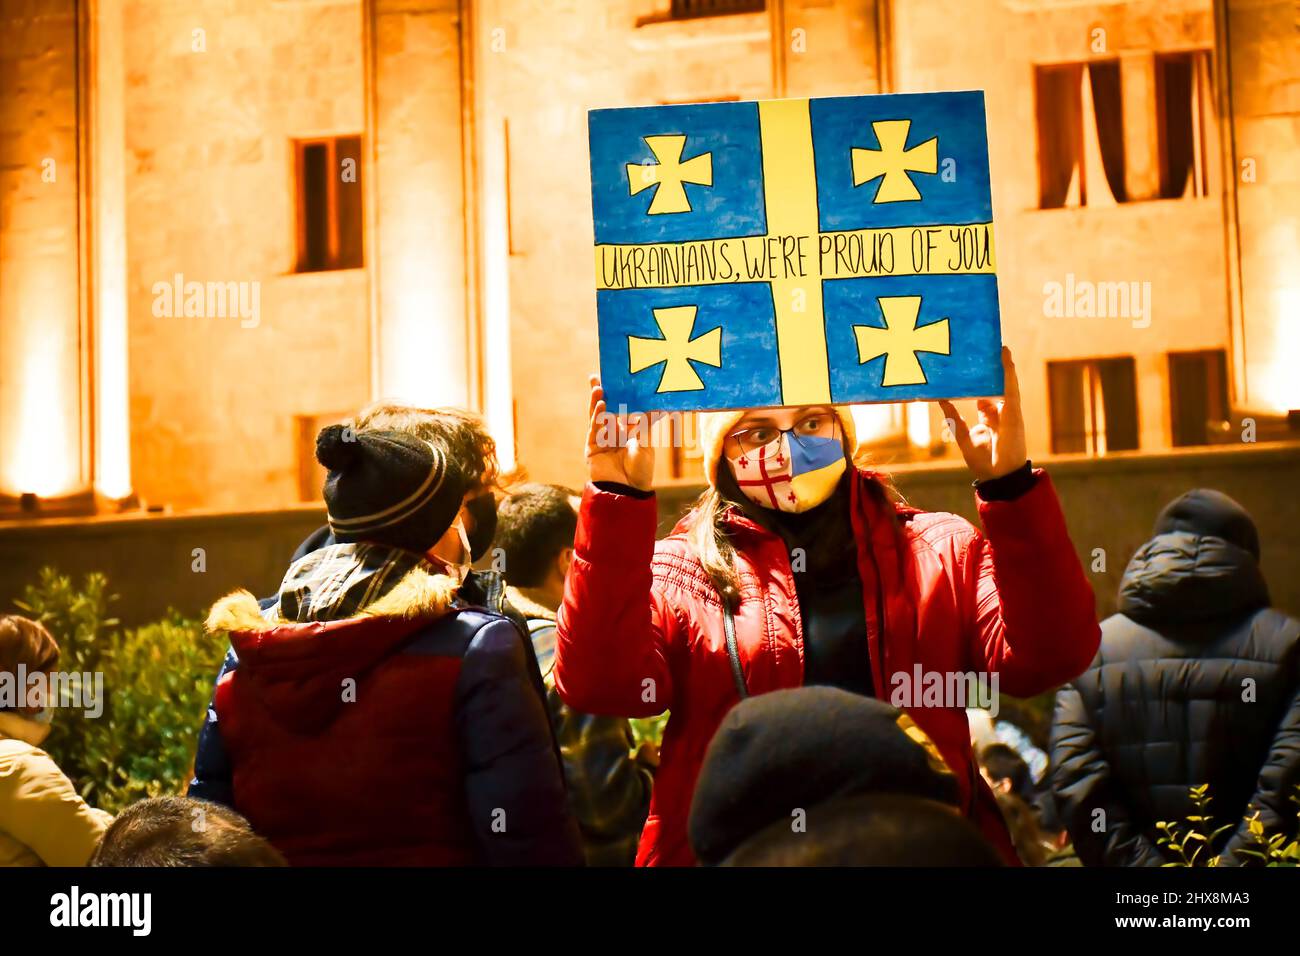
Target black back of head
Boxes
[1154,488,1260,560]
[689,686,960,866]
[721,793,1003,867]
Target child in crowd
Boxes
[0,615,112,866]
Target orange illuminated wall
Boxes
[0,0,87,499]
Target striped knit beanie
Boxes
[316,424,466,555]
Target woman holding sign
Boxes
[555,347,1099,866]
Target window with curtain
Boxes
[1156,50,1214,199]
[1036,51,1212,209]
[1088,59,1127,202]
[670,0,765,19]
[1035,64,1084,209]
[1035,60,1125,208]
[294,135,363,273]
[1048,357,1139,455]
[1169,349,1229,446]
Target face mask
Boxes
[464,493,498,562]
[725,427,846,514]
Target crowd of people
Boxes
[1,349,1297,866]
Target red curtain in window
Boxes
[1087,60,1127,204]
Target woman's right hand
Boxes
[586,374,656,492]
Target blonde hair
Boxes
[684,487,743,607]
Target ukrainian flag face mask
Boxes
[725,414,847,514]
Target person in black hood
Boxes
[688,687,977,865]
[1050,489,1300,866]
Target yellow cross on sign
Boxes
[628,305,722,392]
[851,120,938,203]
[854,296,950,386]
[627,135,713,215]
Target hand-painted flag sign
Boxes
[588,91,1002,413]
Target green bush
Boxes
[1156,783,1300,867]
[14,568,225,815]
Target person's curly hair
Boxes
[352,402,503,490]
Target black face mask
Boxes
[465,492,498,562]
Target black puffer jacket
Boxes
[1051,490,1300,866]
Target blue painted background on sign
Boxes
[589,102,767,245]
[589,92,1002,413]
[596,283,783,412]
[811,91,992,232]
[823,273,1003,403]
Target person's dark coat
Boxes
[512,589,653,867]
[189,545,583,866]
[1051,490,1300,866]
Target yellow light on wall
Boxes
[1255,286,1300,413]
[12,337,78,497]
[479,120,515,474]
[906,401,932,448]
[848,403,904,446]
[92,0,132,502]
[480,223,515,472]
[2,251,82,499]
[383,265,448,407]
[94,286,132,501]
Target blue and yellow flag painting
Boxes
[588,91,1003,412]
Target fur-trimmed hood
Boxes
[206,565,460,635]
[206,552,463,734]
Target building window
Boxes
[1048,357,1139,455]
[1169,350,1229,446]
[670,0,765,20]
[294,135,363,273]
[1035,51,1212,208]
[1156,51,1213,199]
[295,411,352,501]
[1034,60,1125,208]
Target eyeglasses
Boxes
[726,412,839,458]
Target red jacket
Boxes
[197,583,582,866]
[555,467,1099,866]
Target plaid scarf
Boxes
[268,542,449,624]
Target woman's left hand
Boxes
[939,346,1028,483]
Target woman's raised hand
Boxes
[938,346,1028,483]
[586,375,656,492]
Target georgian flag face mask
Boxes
[725,423,846,514]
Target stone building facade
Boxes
[1,0,1295,515]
